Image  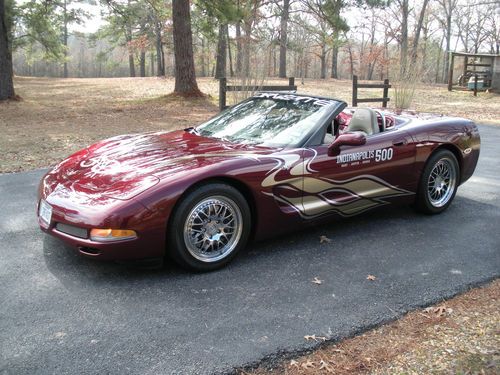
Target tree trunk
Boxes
[128,53,135,77]
[347,43,355,79]
[200,37,206,77]
[400,0,409,74]
[278,0,290,78]
[330,44,338,79]
[242,21,252,77]
[300,50,305,83]
[78,38,85,77]
[320,45,327,79]
[443,13,452,82]
[435,33,444,83]
[440,0,455,83]
[421,25,429,70]
[125,30,135,77]
[172,0,202,96]
[155,22,164,76]
[150,51,155,76]
[215,23,227,79]
[0,0,15,100]
[273,47,277,76]
[410,0,429,64]
[267,45,273,76]
[126,9,135,78]
[139,50,146,77]
[63,0,69,78]
[227,31,234,77]
[235,21,242,75]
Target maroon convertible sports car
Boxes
[38,92,480,271]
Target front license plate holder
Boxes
[39,200,53,225]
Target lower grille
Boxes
[55,223,88,239]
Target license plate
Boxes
[39,200,53,225]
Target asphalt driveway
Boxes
[1,124,499,375]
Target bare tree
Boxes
[399,0,409,73]
[436,0,458,82]
[410,0,430,64]
[278,0,290,77]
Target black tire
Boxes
[415,149,460,214]
[167,183,251,271]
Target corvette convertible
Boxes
[37,92,480,271]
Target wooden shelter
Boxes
[447,52,500,92]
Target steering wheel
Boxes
[374,109,386,132]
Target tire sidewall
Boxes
[417,149,460,214]
[167,183,251,271]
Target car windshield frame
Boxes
[195,93,343,148]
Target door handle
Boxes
[392,139,408,146]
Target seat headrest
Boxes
[347,108,379,135]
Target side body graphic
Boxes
[229,149,414,219]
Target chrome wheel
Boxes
[427,158,457,208]
[183,196,243,263]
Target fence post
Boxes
[473,74,478,97]
[352,75,358,107]
[288,77,295,88]
[219,77,227,111]
[383,78,389,108]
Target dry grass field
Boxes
[0,76,499,173]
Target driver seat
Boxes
[347,108,379,136]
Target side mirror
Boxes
[327,132,367,157]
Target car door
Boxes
[301,128,416,218]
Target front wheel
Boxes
[415,149,459,214]
[167,183,251,271]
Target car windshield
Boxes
[196,95,337,147]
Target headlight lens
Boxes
[90,228,137,242]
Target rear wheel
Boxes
[415,149,459,214]
[167,183,251,271]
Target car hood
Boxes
[42,130,274,200]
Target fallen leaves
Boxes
[304,334,327,342]
[366,274,377,281]
[319,359,334,372]
[319,235,331,244]
[311,277,323,285]
[301,359,315,370]
[288,358,334,372]
[424,305,453,317]
[248,280,500,375]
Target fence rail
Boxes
[352,75,391,108]
[219,77,297,111]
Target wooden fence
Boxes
[352,75,391,108]
[218,77,297,111]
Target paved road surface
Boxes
[1,125,499,374]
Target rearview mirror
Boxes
[328,132,367,157]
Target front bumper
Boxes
[37,201,165,261]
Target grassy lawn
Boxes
[1,76,499,173]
